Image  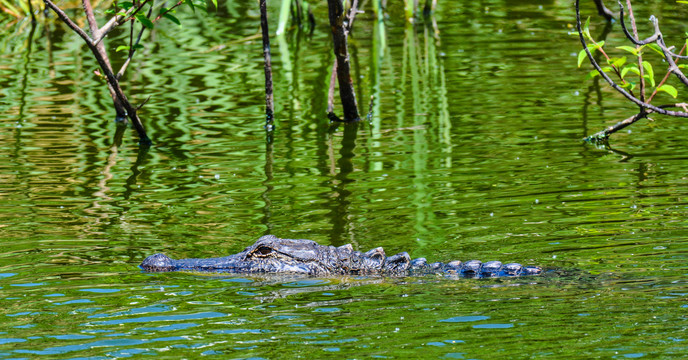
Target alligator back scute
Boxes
[409,257,428,271]
[523,266,542,276]
[481,261,503,278]
[461,260,483,277]
[362,247,386,272]
[383,252,412,274]
[502,263,523,276]
[443,261,463,274]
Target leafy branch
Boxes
[43,0,208,146]
[576,0,688,142]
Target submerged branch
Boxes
[584,112,647,142]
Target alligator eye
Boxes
[255,246,273,255]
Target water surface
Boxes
[1,0,687,358]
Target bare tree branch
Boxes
[93,3,148,46]
[116,6,152,80]
[43,0,152,145]
[623,0,645,103]
[43,0,93,43]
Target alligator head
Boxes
[140,235,407,275]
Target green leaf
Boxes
[583,16,591,39]
[577,49,588,68]
[608,56,627,68]
[621,82,636,92]
[120,1,133,10]
[105,9,115,14]
[642,61,655,87]
[135,13,154,29]
[645,43,664,56]
[577,42,605,68]
[116,45,130,52]
[185,0,195,13]
[163,13,182,26]
[621,65,639,79]
[617,45,639,56]
[585,69,601,80]
[133,44,144,50]
[678,1,688,4]
[657,84,678,98]
[206,0,217,10]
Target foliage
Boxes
[578,15,681,100]
[576,0,688,141]
[1,0,42,18]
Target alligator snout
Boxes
[141,253,174,272]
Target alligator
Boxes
[141,235,542,278]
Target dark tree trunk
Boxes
[326,0,360,122]
[259,0,274,125]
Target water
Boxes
[1,0,687,358]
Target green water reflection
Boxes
[1,0,687,358]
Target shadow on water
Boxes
[262,127,275,236]
[579,20,613,140]
[326,121,359,246]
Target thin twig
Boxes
[366,94,374,121]
[618,2,659,45]
[94,2,148,46]
[346,0,359,33]
[624,0,645,103]
[648,43,687,103]
[648,17,688,87]
[116,6,151,80]
[136,95,151,110]
[154,0,183,22]
[327,59,337,114]
[43,0,94,43]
